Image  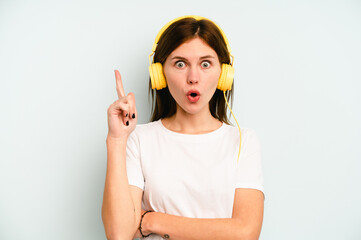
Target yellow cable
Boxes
[223,91,241,164]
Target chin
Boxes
[178,104,207,116]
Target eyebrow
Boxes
[170,55,216,61]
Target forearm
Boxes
[145,212,254,240]
[102,137,137,240]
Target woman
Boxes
[102,16,265,240]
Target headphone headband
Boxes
[151,15,232,54]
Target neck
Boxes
[161,105,222,134]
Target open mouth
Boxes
[187,90,200,103]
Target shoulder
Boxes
[222,123,259,141]
[239,125,260,148]
[134,120,160,132]
[128,120,161,140]
[126,121,161,150]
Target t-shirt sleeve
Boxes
[126,130,144,190]
[235,129,265,196]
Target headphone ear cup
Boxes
[217,64,235,91]
[149,63,167,90]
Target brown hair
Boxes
[149,17,234,124]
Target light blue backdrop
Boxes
[1,0,360,239]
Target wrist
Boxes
[140,210,155,237]
[106,135,128,144]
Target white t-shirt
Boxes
[126,119,264,239]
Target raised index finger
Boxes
[114,70,126,98]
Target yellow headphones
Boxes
[149,15,242,163]
[148,15,235,91]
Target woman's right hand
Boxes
[107,70,138,140]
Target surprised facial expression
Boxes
[163,37,222,116]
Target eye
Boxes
[201,61,211,68]
[175,61,186,68]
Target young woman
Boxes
[102,16,265,240]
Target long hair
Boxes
[149,17,234,124]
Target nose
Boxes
[187,66,199,85]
